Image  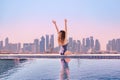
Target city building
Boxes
[23,43,34,53]
[94,39,101,52]
[34,39,39,53]
[5,37,9,50]
[0,36,102,54]
[106,38,120,52]
[46,35,49,52]
[116,39,120,52]
[40,36,45,53]
[0,41,3,50]
[90,36,94,49]
[50,35,54,52]
[67,37,73,52]
[76,40,81,53]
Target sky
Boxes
[0,0,120,50]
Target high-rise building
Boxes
[116,39,120,52]
[76,40,81,53]
[5,37,9,50]
[81,38,86,52]
[86,38,90,49]
[106,43,111,51]
[90,36,94,49]
[40,36,45,53]
[50,35,54,52]
[68,37,73,52]
[34,39,39,53]
[0,41,3,50]
[82,38,85,47]
[72,40,77,52]
[94,39,100,51]
[106,39,120,52]
[112,39,116,51]
[107,40,112,51]
[46,35,49,52]
[23,43,34,53]
[17,43,21,53]
[8,43,18,53]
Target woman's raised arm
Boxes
[52,20,59,33]
[64,19,67,32]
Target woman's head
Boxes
[58,30,66,45]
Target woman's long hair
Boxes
[58,30,66,45]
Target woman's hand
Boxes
[64,19,67,23]
[52,20,59,33]
[52,20,56,24]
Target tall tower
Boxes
[0,41,3,50]
[50,35,54,52]
[17,43,21,53]
[90,36,94,49]
[5,37,9,50]
[82,38,86,52]
[34,39,39,53]
[116,39,120,52]
[46,35,49,51]
[94,39,101,51]
[86,38,90,49]
[77,40,81,53]
[112,39,116,51]
[40,36,45,53]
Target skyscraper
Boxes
[106,40,112,51]
[76,40,81,53]
[0,41,3,50]
[86,38,90,49]
[81,38,86,52]
[72,40,77,52]
[94,39,101,51]
[40,36,45,53]
[116,39,120,52]
[68,37,73,52]
[34,39,39,53]
[82,38,85,47]
[5,37,9,50]
[50,35,54,52]
[9,43,18,53]
[23,43,34,53]
[112,39,116,51]
[90,36,94,49]
[106,43,110,51]
[17,43,21,53]
[46,35,49,52]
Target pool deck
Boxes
[0,53,120,59]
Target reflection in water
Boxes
[60,58,70,80]
[77,58,81,68]
[0,59,27,79]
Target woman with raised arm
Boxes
[52,19,68,55]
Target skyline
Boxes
[0,36,101,53]
[0,0,120,50]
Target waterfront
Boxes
[0,58,120,80]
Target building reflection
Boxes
[60,58,70,80]
[0,59,27,77]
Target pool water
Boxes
[0,59,120,80]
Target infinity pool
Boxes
[0,58,120,80]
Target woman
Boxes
[52,19,68,55]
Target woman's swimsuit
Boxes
[59,44,68,55]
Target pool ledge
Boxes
[0,54,120,59]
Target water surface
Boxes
[0,58,120,80]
